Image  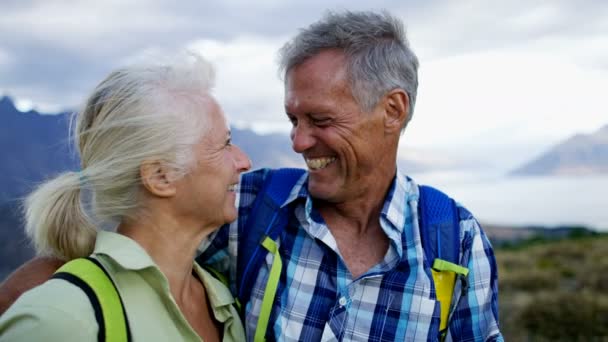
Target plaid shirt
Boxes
[199,168,503,341]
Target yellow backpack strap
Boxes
[433,259,469,276]
[432,259,469,336]
[52,257,131,342]
[253,236,283,342]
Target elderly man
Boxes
[200,10,502,341]
[1,10,502,342]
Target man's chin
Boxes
[307,182,338,201]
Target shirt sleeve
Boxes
[0,281,98,341]
[448,215,504,342]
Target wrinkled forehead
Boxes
[285,51,350,97]
[284,53,359,116]
[285,50,348,83]
[202,96,228,130]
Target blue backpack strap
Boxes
[418,185,470,339]
[236,168,305,306]
[418,185,460,265]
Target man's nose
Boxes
[291,123,315,153]
[234,145,252,172]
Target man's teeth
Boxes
[228,184,238,192]
[305,157,336,170]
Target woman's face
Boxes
[175,98,251,229]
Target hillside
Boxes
[0,97,79,203]
[497,234,608,340]
[0,95,305,200]
[511,124,608,175]
[0,95,299,280]
[0,202,32,280]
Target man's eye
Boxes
[312,118,330,126]
[287,115,298,126]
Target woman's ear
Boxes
[383,89,409,134]
[140,161,178,197]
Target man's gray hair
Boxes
[279,10,419,127]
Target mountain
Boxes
[510,124,608,175]
[0,95,467,280]
[0,95,301,280]
[0,97,79,203]
[0,202,31,279]
[0,95,302,202]
[231,127,303,169]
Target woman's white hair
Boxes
[24,52,216,260]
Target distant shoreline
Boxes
[482,223,604,247]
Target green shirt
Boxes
[0,231,245,341]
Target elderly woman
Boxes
[0,53,249,341]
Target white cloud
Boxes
[186,36,290,130]
[404,0,608,67]
[399,51,608,169]
[506,3,563,32]
[1,0,607,170]
[0,0,192,52]
[0,48,11,67]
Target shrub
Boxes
[500,269,558,292]
[519,292,608,340]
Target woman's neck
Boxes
[116,210,213,301]
[117,211,223,341]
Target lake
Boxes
[409,172,608,231]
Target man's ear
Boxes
[383,89,409,134]
[140,161,178,197]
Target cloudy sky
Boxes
[1,0,607,171]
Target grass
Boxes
[496,234,608,340]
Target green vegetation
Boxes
[497,234,608,340]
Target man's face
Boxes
[284,49,396,203]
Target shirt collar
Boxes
[381,169,419,235]
[194,264,235,308]
[281,171,309,207]
[283,169,418,256]
[94,230,157,270]
[95,231,236,310]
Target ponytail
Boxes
[22,53,216,260]
[24,171,96,260]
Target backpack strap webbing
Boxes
[52,257,132,342]
[418,185,460,265]
[237,172,469,341]
[418,185,469,339]
[237,168,305,341]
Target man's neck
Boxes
[316,167,396,236]
[315,183,393,278]
[314,167,396,277]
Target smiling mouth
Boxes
[228,183,238,192]
[305,157,336,170]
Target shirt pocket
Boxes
[380,294,441,341]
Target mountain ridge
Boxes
[510,124,608,176]
[0,95,302,279]
[1,95,604,280]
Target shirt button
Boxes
[338,296,347,306]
